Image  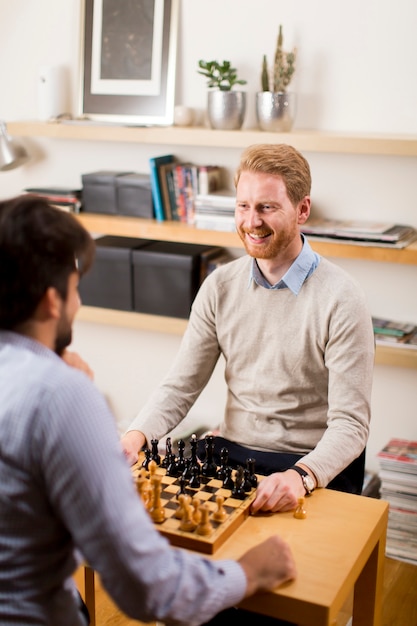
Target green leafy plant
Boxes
[261,25,296,92]
[197,60,247,92]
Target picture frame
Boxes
[79,0,179,126]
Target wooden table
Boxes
[81,488,388,626]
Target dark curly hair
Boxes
[0,195,95,330]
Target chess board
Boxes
[132,459,258,554]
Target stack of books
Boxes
[194,190,236,232]
[24,187,82,213]
[373,317,417,349]
[377,439,417,565]
[148,154,223,223]
[301,218,417,249]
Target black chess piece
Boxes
[223,465,234,490]
[176,475,187,499]
[176,439,187,474]
[142,448,152,470]
[243,468,253,492]
[189,465,201,489]
[189,434,201,476]
[231,466,247,500]
[150,439,161,465]
[161,437,172,468]
[216,447,229,481]
[167,453,179,477]
[182,458,192,480]
[202,435,217,477]
[246,458,258,488]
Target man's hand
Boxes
[61,349,94,381]
[121,430,146,466]
[251,470,308,514]
[238,534,296,596]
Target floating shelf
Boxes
[8,120,417,157]
[75,213,417,266]
[77,306,417,369]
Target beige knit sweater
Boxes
[128,254,375,487]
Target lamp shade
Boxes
[0,121,29,171]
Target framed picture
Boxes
[79,0,179,125]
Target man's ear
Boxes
[297,196,311,225]
[39,287,62,321]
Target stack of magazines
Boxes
[372,317,417,349]
[24,187,82,213]
[377,438,417,565]
[194,190,236,232]
[301,218,417,249]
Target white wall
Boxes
[0,0,416,472]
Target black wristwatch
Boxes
[289,465,315,496]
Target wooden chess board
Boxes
[132,459,258,554]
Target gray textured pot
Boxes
[207,90,246,130]
[256,91,296,132]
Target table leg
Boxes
[352,535,386,626]
[84,566,96,626]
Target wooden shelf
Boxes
[8,120,417,156]
[76,213,417,266]
[374,344,417,369]
[78,306,187,335]
[77,306,417,369]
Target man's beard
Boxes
[54,317,72,356]
[237,226,296,259]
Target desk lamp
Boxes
[0,121,29,171]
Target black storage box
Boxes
[116,173,154,218]
[132,241,221,319]
[81,170,132,214]
[79,235,151,311]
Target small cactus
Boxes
[261,55,269,91]
[261,25,296,93]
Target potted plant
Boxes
[256,25,297,132]
[197,59,247,130]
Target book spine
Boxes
[149,155,173,222]
[158,164,173,221]
[166,166,179,221]
[174,164,187,223]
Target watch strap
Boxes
[289,465,315,495]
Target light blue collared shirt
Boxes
[250,234,320,295]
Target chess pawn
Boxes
[149,476,165,523]
[174,494,191,520]
[246,458,258,488]
[196,503,213,536]
[223,466,234,490]
[294,497,307,519]
[136,473,150,509]
[212,495,227,523]
[142,448,152,470]
[189,465,201,489]
[179,503,197,532]
[192,497,202,524]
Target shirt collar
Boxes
[249,234,320,295]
